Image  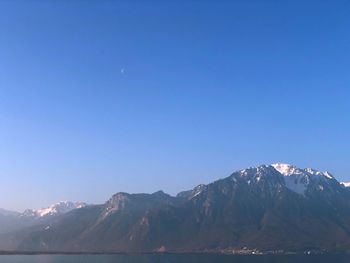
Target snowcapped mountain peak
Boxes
[36,201,86,217]
[271,163,299,176]
[305,169,333,179]
[323,171,334,179]
[233,164,337,196]
[22,201,86,218]
[341,182,350,187]
[272,163,333,179]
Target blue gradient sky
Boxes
[0,0,349,211]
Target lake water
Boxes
[0,254,350,263]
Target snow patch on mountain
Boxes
[272,163,302,176]
[190,184,207,198]
[283,176,308,195]
[341,182,350,187]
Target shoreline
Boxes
[0,250,349,256]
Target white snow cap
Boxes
[24,201,86,218]
[270,163,335,195]
[341,182,350,187]
[271,163,332,178]
[271,163,299,176]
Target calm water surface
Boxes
[0,254,350,263]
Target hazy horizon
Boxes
[1,0,350,211]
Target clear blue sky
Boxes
[0,0,349,211]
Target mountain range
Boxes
[0,201,86,235]
[1,163,350,254]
